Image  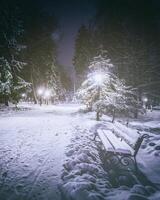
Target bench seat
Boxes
[97,129,134,156]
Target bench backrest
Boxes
[96,129,149,158]
[133,134,149,157]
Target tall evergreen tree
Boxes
[46,63,66,103]
[16,0,58,103]
[77,53,139,121]
[73,25,96,87]
[92,0,160,103]
[0,0,30,106]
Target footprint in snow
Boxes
[155,145,160,150]
[149,142,156,146]
[2,171,7,178]
[38,159,43,163]
[51,173,57,176]
[154,151,160,157]
[15,184,23,193]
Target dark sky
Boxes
[45,0,97,70]
[41,0,160,71]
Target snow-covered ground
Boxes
[59,110,160,200]
[0,104,160,200]
[130,111,160,190]
[0,103,85,200]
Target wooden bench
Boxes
[94,129,149,171]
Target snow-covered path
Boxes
[0,104,84,200]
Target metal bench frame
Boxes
[94,129,149,171]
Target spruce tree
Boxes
[0,0,30,106]
[46,63,66,103]
[77,53,140,121]
[73,25,96,87]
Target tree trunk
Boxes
[134,109,138,118]
[112,109,115,123]
[30,68,38,104]
[96,111,100,121]
[96,86,101,121]
[4,95,9,106]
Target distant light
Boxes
[37,88,44,96]
[94,73,104,85]
[44,90,51,98]
[143,97,148,102]
[21,93,26,98]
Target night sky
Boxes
[42,0,97,69]
[38,0,160,70]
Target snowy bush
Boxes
[60,127,111,200]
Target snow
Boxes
[97,111,160,190]
[129,111,160,188]
[60,121,111,200]
[59,109,160,200]
[0,104,160,200]
[0,103,84,200]
[97,129,133,155]
[130,110,160,131]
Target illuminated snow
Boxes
[0,104,160,200]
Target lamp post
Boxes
[142,97,148,109]
[21,93,26,98]
[93,72,104,121]
[21,93,27,102]
[44,89,51,105]
[37,88,44,106]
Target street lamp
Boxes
[143,97,148,103]
[21,93,26,98]
[37,88,44,96]
[37,87,44,106]
[44,90,51,98]
[142,97,148,109]
[93,72,104,121]
[44,89,51,105]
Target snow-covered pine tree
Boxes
[102,78,139,123]
[77,53,114,120]
[46,63,66,103]
[77,53,139,121]
[0,58,13,105]
[0,1,30,106]
[0,57,30,106]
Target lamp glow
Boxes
[94,73,104,85]
[143,97,148,102]
[37,88,44,96]
[21,93,26,98]
[44,90,51,98]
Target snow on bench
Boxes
[95,128,149,171]
[97,129,134,156]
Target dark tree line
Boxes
[0,0,28,105]
[74,0,160,104]
[0,0,70,106]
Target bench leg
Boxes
[93,132,98,141]
[134,156,138,173]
